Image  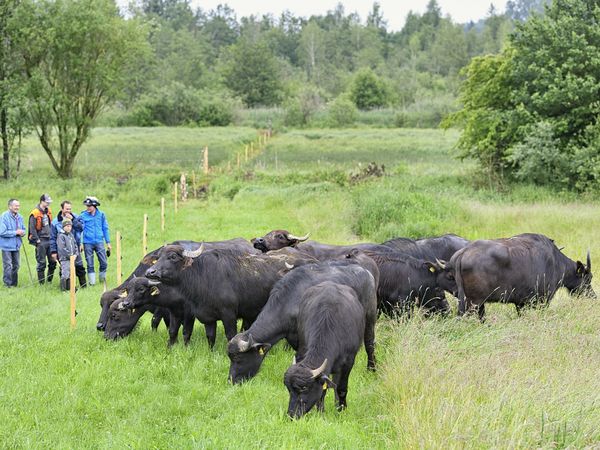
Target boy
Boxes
[57,219,84,291]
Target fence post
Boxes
[142,214,148,257]
[203,146,209,174]
[161,198,165,231]
[70,255,76,329]
[116,231,122,285]
[174,182,178,214]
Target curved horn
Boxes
[147,279,161,286]
[435,258,446,269]
[558,246,565,252]
[292,356,297,365]
[288,232,310,242]
[236,334,255,352]
[285,262,294,270]
[183,243,205,258]
[116,301,126,311]
[310,358,328,379]
[587,249,591,271]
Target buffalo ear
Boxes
[576,261,587,275]
[321,375,336,390]
[253,342,272,356]
[150,286,160,296]
[423,262,437,273]
[183,257,194,269]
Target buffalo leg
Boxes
[316,388,327,413]
[478,303,486,322]
[182,312,195,346]
[167,312,182,347]
[240,318,253,332]
[334,368,351,411]
[222,314,238,342]
[204,322,217,349]
[515,303,524,316]
[364,316,376,371]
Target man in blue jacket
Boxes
[50,200,86,288]
[80,196,111,286]
[0,199,26,287]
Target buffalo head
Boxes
[251,230,309,253]
[284,358,335,419]
[227,333,272,384]
[145,244,204,282]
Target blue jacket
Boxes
[50,211,83,254]
[80,208,110,245]
[0,210,25,251]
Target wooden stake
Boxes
[116,231,122,285]
[250,141,254,155]
[70,255,76,329]
[174,182,178,214]
[192,171,197,199]
[142,214,148,257]
[203,146,209,174]
[161,197,165,231]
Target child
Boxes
[57,219,84,291]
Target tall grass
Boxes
[1,127,599,447]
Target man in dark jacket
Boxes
[50,200,86,288]
[29,193,56,284]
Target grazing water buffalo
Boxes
[449,233,594,320]
[227,258,378,384]
[360,249,450,317]
[382,234,469,261]
[103,301,171,340]
[285,281,368,418]
[144,245,303,348]
[98,239,258,332]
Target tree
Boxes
[11,0,148,178]
[221,38,283,107]
[350,68,388,110]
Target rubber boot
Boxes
[37,270,45,285]
[99,271,107,282]
[88,272,96,286]
[47,269,55,284]
[78,273,87,289]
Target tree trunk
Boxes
[1,107,8,180]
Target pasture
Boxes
[1,127,599,448]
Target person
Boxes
[50,200,86,288]
[80,196,111,286]
[56,219,84,291]
[0,199,26,287]
[28,193,57,284]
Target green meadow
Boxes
[0,127,599,448]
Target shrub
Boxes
[327,95,358,127]
[283,86,323,127]
[350,68,388,110]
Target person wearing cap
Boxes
[56,218,84,291]
[79,196,111,286]
[0,199,26,287]
[28,194,56,284]
[50,200,86,288]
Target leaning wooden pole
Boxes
[116,231,122,285]
[203,146,209,175]
[174,182,178,214]
[161,198,165,231]
[70,255,77,329]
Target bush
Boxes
[350,68,388,110]
[198,91,240,127]
[508,121,570,187]
[327,95,358,127]
[283,86,323,127]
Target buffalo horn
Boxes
[117,301,126,311]
[147,279,161,286]
[285,262,294,270]
[292,356,297,365]
[310,359,328,379]
[237,334,255,352]
[435,258,446,269]
[288,232,310,242]
[183,243,205,258]
[587,250,591,271]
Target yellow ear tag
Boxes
[119,290,128,298]
[150,286,160,296]
[429,266,436,273]
[152,260,157,264]
[259,348,264,356]
[322,383,327,391]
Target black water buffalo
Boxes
[227,258,378,384]
[382,234,469,261]
[103,301,171,340]
[285,281,367,418]
[449,233,594,320]
[144,245,302,347]
[97,239,258,332]
[251,229,310,252]
[115,277,194,346]
[360,249,449,317]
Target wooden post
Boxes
[174,182,178,214]
[116,231,122,285]
[203,146,209,174]
[142,214,148,257]
[161,197,165,231]
[180,173,188,201]
[70,255,76,329]
[192,171,197,199]
[250,141,254,155]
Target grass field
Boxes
[1,127,599,448]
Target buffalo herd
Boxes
[98,230,595,418]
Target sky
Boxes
[159,1,510,31]
[185,0,506,31]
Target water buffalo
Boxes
[227,258,378,384]
[144,245,303,348]
[449,233,594,320]
[285,281,368,418]
[103,301,171,340]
